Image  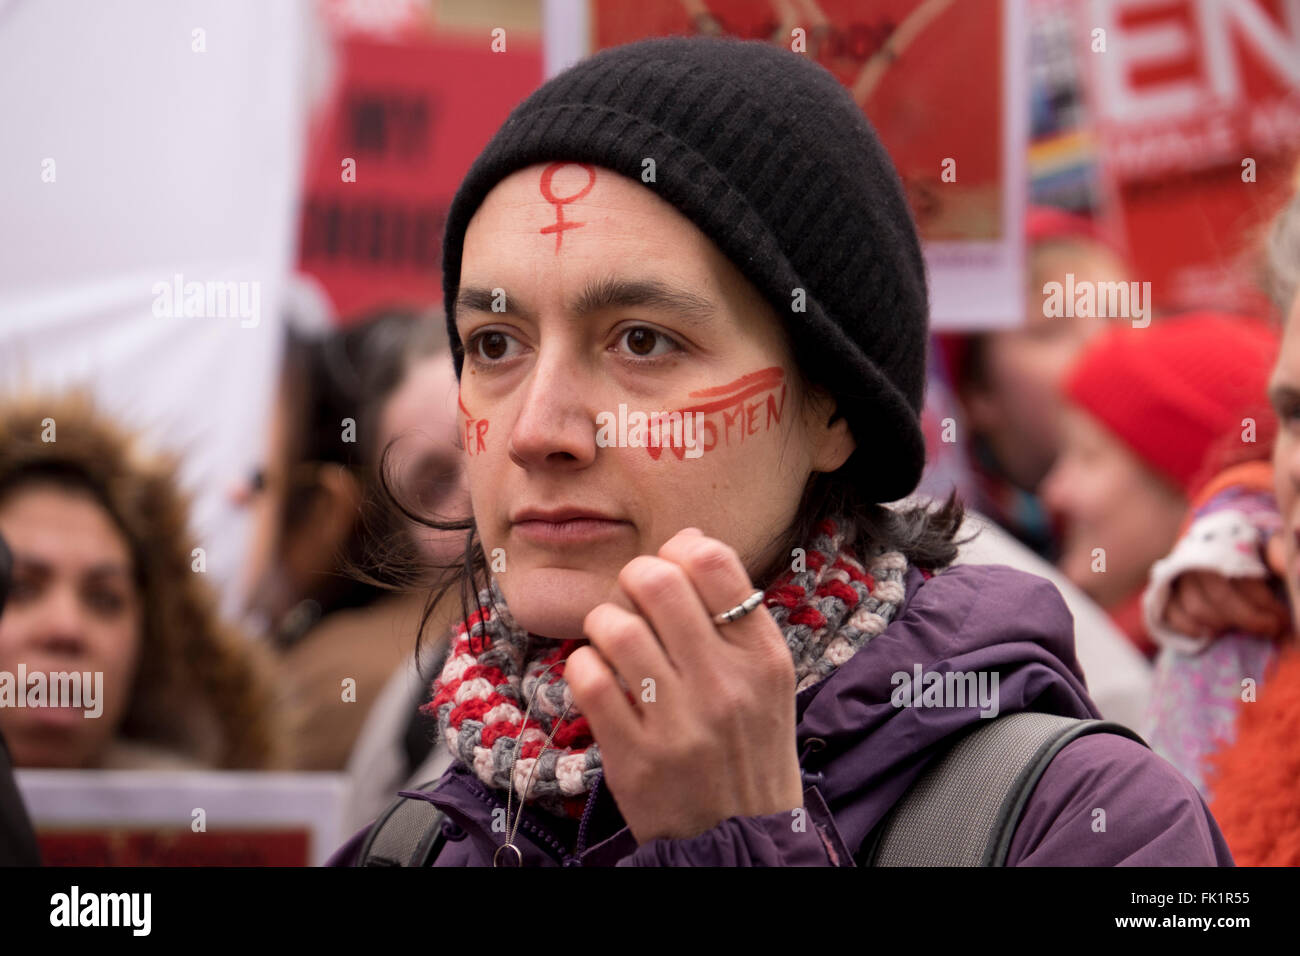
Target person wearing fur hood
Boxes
[0,391,282,771]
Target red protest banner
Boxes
[297,22,543,322]
[1083,0,1300,316]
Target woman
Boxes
[242,311,470,771]
[1039,312,1280,658]
[330,35,1229,866]
[937,206,1133,562]
[0,392,280,770]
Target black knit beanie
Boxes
[442,35,929,504]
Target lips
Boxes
[511,507,621,524]
[510,507,629,547]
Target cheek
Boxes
[994,340,1070,409]
[647,430,808,563]
[0,617,26,665]
[1054,456,1124,527]
[99,611,144,678]
[1094,461,1174,541]
[100,621,143,723]
[1038,336,1087,395]
[462,427,505,546]
[459,410,491,458]
[1087,458,1139,517]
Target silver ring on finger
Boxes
[712,589,765,626]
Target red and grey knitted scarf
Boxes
[422,517,909,818]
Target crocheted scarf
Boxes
[423,517,909,819]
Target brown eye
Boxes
[85,588,126,617]
[479,332,508,360]
[620,326,679,360]
[466,330,518,363]
[626,328,656,355]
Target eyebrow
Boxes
[14,556,133,579]
[455,277,718,327]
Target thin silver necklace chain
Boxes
[496,658,575,866]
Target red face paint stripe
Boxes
[677,380,784,416]
[686,367,784,399]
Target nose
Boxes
[1037,457,1074,526]
[505,349,597,471]
[29,584,90,658]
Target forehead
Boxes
[461,163,717,274]
[1060,404,1112,449]
[0,484,132,566]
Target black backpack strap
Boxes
[355,781,448,867]
[864,712,1147,866]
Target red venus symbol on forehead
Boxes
[539,162,597,253]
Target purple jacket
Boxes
[328,564,1234,866]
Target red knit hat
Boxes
[1063,312,1280,497]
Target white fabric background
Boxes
[0,0,321,618]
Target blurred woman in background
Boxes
[938,207,1133,562]
[0,392,280,770]
[1039,312,1280,658]
[239,310,470,772]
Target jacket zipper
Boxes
[466,781,579,866]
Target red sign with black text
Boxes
[296,29,543,322]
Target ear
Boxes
[306,464,363,556]
[805,386,856,473]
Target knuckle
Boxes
[707,679,747,719]
[563,647,597,695]
[684,538,738,578]
[584,605,645,658]
[601,617,644,659]
[582,602,611,636]
[620,556,682,601]
[568,649,613,699]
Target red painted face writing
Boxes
[459,369,786,462]
[647,366,787,461]
[459,393,489,456]
[594,367,788,461]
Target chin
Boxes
[499,566,621,641]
